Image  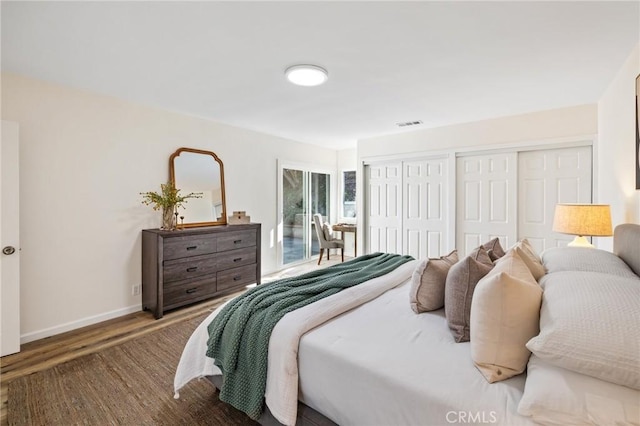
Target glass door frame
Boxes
[277,160,336,268]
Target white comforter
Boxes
[296,279,533,426]
[174,259,418,426]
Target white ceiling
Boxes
[2,1,639,149]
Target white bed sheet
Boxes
[297,280,534,426]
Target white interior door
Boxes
[456,153,517,256]
[518,146,592,253]
[1,120,20,356]
[364,163,402,254]
[403,158,448,259]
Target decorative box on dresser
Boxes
[142,223,261,319]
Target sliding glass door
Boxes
[281,166,331,265]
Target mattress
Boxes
[296,279,534,426]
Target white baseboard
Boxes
[20,304,142,344]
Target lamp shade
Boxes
[552,204,613,237]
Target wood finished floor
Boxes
[0,255,350,426]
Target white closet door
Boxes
[518,146,592,253]
[456,153,517,256]
[364,163,402,254]
[403,158,448,259]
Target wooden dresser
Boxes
[142,223,261,319]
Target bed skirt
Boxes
[207,375,337,426]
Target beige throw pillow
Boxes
[444,247,493,343]
[470,250,543,383]
[409,250,459,313]
[512,239,545,280]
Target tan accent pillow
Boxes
[470,250,543,383]
[409,250,459,313]
[512,239,545,280]
[483,238,505,261]
[520,238,541,262]
[444,247,494,343]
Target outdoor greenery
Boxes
[343,170,356,201]
[282,170,329,226]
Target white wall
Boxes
[358,104,597,159]
[337,148,357,171]
[1,73,337,341]
[597,42,640,250]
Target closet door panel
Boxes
[365,163,402,254]
[518,146,592,252]
[456,153,517,256]
[403,158,448,259]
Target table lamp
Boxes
[552,204,613,248]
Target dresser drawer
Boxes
[163,254,217,283]
[217,264,257,291]
[216,247,257,271]
[163,235,217,261]
[143,224,261,319]
[217,230,256,252]
[163,276,217,308]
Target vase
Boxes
[161,206,176,230]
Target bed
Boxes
[174,224,640,426]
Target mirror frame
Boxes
[169,147,227,227]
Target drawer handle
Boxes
[187,267,198,272]
[233,276,241,281]
[233,257,242,262]
[234,240,242,244]
[186,246,197,251]
[186,288,198,294]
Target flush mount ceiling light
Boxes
[285,64,328,86]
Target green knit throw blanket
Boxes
[206,252,413,420]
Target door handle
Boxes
[2,246,16,255]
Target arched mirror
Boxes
[170,147,227,227]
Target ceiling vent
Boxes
[396,120,423,127]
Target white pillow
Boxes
[541,247,640,279]
[527,271,640,390]
[470,250,542,383]
[519,355,640,425]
